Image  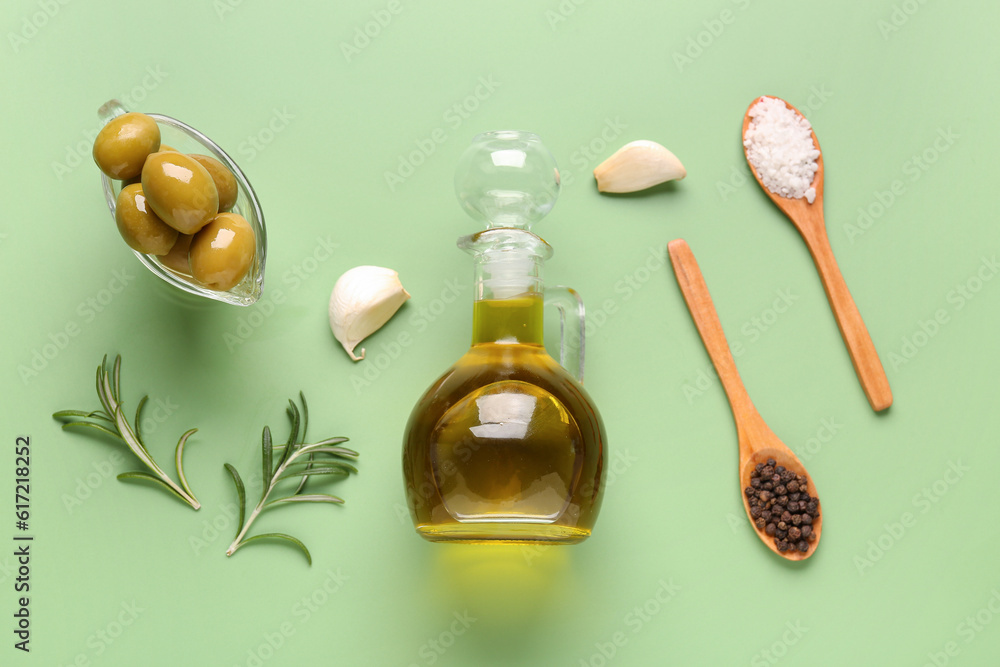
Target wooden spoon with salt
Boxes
[669,239,822,561]
[742,96,892,412]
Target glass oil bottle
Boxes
[402,131,607,544]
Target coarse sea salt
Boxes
[744,96,820,204]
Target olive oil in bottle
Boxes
[402,132,607,544]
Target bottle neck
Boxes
[472,295,544,345]
[458,228,553,346]
[471,249,545,345]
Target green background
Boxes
[3,0,998,664]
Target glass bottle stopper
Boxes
[454,131,561,231]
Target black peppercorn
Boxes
[742,460,820,554]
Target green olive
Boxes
[141,152,219,234]
[160,233,194,275]
[115,184,178,255]
[189,154,238,212]
[120,145,178,186]
[93,112,160,180]
[189,212,256,291]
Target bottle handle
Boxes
[545,286,586,383]
[98,99,129,124]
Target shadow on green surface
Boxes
[430,544,575,659]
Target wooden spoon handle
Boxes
[800,225,893,412]
[668,240,763,433]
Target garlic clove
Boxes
[329,266,410,361]
[593,140,687,193]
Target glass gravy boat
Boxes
[97,99,267,307]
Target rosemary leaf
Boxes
[53,409,112,423]
[262,426,273,487]
[112,355,122,401]
[299,443,357,457]
[301,437,352,450]
[292,393,311,496]
[287,400,300,446]
[299,392,309,442]
[117,471,191,504]
[231,533,312,565]
[311,447,360,458]
[281,460,357,474]
[54,354,201,510]
[134,395,149,443]
[264,494,344,510]
[281,400,300,465]
[59,420,121,440]
[174,429,198,500]
[224,463,246,538]
[95,360,111,415]
[275,467,354,483]
[224,393,356,565]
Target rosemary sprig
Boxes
[225,393,358,564]
[52,355,201,510]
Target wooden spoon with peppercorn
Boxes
[669,239,822,561]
